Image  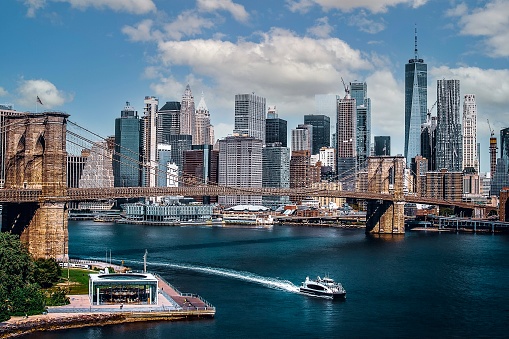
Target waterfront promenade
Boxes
[0,268,214,338]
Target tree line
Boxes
[0,232,68,321]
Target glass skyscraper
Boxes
[404,32,427,167]
[304,114,330,155]
[234,93,266,143]
[266,109,287,147]
[436,79,462,171]
[350,81,371,169]
[114,102,141,187]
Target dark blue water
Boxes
[22,221,509,338]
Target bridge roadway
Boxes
[0,186,490,211]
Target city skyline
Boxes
[2,1,509,172]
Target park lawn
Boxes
[58,268,95,294]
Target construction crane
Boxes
[487,119,494,137]
[341,77,350,96]
[427,101,437,120]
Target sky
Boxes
[1,0,509,173]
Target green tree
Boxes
[46,288,70,306]
[9,284,46,316]
[0,233,36,294]
[34,258,61,288]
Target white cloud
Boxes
[0,87,7,97]
[449,0,509,57]
[287,0,427,14]
[197,0,249,22]
[156,28,371,100]
[16,79,72,108]
[122,19,161,42]
[307,17,334,38]
[24,0,156,17]
[348,10,385,34]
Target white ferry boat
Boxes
[222,213,274,226]
[299,275,346,300]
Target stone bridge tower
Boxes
[1,112,69,259]
[365,156,406,234]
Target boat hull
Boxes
[299,287,346,300]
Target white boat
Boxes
[299,275,346,299]
[222,213,273,226]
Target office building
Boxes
[500,128,509,160]
[462,94,478,172]
[234,93,266,143]
[319,147,336,172]
[374,136,390,156]
[336,88,357,185]
[195,93,212,145]
[67,153,88,188]
[404,30,427,166]
[157,144,172,187]
[292,124,313,152]
[265,108,287,147]
[78,141,114,188]
[304,114,330,155]
[262,144,290,208]
[350,82,371,169]
[141,96,158,187]
[167,134,193,181]
[421,114,437,171]
[183,144,219,204]
[290,150,321,203]
[157,101,180,144]
[218,136,263,206]
[180,85,196,143]
[114,102,141,187]
[436,79,462,171]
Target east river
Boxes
[20,220,509,338]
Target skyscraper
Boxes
[374,136,391,156]
[262,144,290,208]
[291,124,313,152]
[436,79,462,171]
[114,101,141,187]
[462,94,478,172]
[157,101,180,144]
[180,84,196,143]
[265,107,287,147]
[336,87,357,184]
[218,136,263,206]
[195,93,211,145]
[350,81,371,168]
[304,114,330,155]
[404,29,427,166]
[141,96,158,187]
[234,93,266,143]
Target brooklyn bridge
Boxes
[0,112,499,260]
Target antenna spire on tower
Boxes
[414,24,418,60]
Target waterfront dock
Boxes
[0,269,214,338]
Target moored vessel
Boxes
[299,275,346,299]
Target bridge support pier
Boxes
[366,200,405,234]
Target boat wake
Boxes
[129,259,301,294]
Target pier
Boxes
[408,215,509,233]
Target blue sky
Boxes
[1,0,509,172]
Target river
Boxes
[20,221,509,338]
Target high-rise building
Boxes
[500,128,509,160]
[421,114,437,171]
[265,108,287,147]
[114,102,141,187]
[234,93,266,143]
[304,114,330,155]
[141,96,158,187]
[319,147,336,172]
[167,134,192,181]
[290,150,321,203]
[180,85,196,143]
[436,79,462,171]
[218,136,263,206]
[157,101,180,144]
[78,141,114,188]
[350,82,371,168]
[336,87,357,185]
[195,93,211,145]
[462,94,478,172]
[183,144,219,204]
[157,144,172,187]
[67,153,88,188]
[262,144,290,208]
[291,124,313,152]
[404,29,427,166]
[374,136,391,156]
